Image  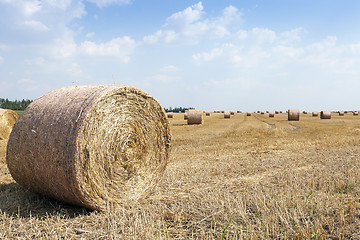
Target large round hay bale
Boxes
[353,111,359,116]
[167,112,174,118]
[338,111,344,116]
[6,85,171,211]
[224,112,231,118]
[187,109,204,125]
[288,109,300,121]
[303,111,308,114]
[221,110,225,113]
[205,112,210,116]
[237,111,241,113]
[230,111,235,115]
[312,111,319,117]
[0,108,19,140]
[320,111,331,119]
[269,112,275,117]
[246,112,251,116]
[260,111,265,115]
[275,110,279,114]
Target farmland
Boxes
[0,112,359,239]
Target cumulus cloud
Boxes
[79,36,137,62]
[85,0,132,8]
[160,65,180,72]
[143,2,242,44]
[21,20,49,31]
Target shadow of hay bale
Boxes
[0,183,91,218]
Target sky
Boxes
[1,0,360,112]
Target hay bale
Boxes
[205,112,210,116]
[184,110,189,120]
[230,111,235,115]
[320,111,331,119]
[303,111,308,114]
[269,112,275,117]
[187,109,204,125]
[353,111,359,116]
[338,111,344,116]
[167,112,174,118]
[260,111,265,115]
[0,108,19,140]
[288,109,300,121]
[224,112,231,118]
[6,85,171,211]
[280,111,283,113]
[246,112,251,116]
[221,110,225,113]
[237,111,241,113]
[312,111,319,117]
[275,110,279,114]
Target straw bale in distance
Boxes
[303,111,308,114]
[338,111,344,116]
[353,111,359,116]
[312,111,319,117]
[224,112,231,118]
[288,109,300,121]
[275,110,279,114]
[221,110,225,113]
[320,111,331,119]
[167,112,174,118]
[269,112,274,117]
[184,110,189,120]
[6,85,171,211]
[205,112,210,116]
[230,111,235,115]
[237,111,241,113]
[260,111,265,115]
[246,112,251,116]
[0,108,19,140]
[187,109,204,125]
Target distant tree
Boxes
[0,98,33,110]
[164,107,194,113]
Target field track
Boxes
[0,112,359,239]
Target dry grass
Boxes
[0,112,359,239]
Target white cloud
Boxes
[85,0,132,8]
[21,20,49,31]
[143,2,242,44]
[160,65,180,72]
[152,74,181,84]
[193,47,223,61]
[85,32,95,38]
[79,36,137,62]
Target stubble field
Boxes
[0,112,359,239]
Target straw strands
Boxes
[0,108,18,140]
[6,85,171,211]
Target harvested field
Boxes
[0,112,359,239]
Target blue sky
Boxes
[1,0,360,112]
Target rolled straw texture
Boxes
[320,111,331,119]
[6,85,171,211]
[0,109,18,140]
[288,109,300,121]
[187,109,204,125]
[184,111,189,120]
[312,111,319,117]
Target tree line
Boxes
[164,107,194,113]
[0,98,33,111]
